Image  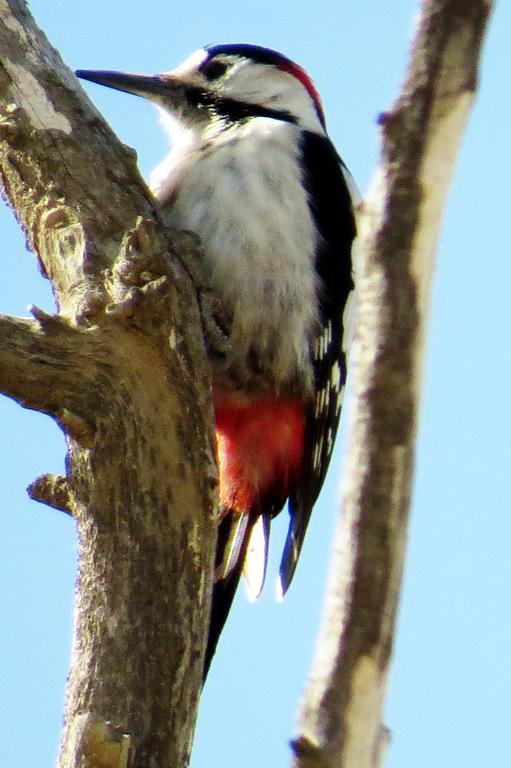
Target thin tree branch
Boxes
[291,2,493,767]
[28,473,73,514]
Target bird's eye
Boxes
[202,60,229,81]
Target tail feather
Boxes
[215,513,250,582]
[277,490,313,599]
[203,509,270,681]
[203,511,251,681]
[243,514,270,602]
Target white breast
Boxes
[152,118,319,392]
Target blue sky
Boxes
[1,2,509,767]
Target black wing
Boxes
[279,131,356,595]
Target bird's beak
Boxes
[76,69,188,108]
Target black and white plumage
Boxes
[77,43,356,676]
[281,128,356,594]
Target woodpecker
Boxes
[77,44,356,677]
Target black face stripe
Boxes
[185,86,296,124]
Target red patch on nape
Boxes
[276,60,325,127]
[214,396,305,514]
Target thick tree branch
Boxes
[0,312,91,413]
[0,2,217,767]
[291,2,493,767]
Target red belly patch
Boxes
[214,395,305,514]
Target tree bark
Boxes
[290,2,493,767]
[0,2,217,766]
[1,1,494,767]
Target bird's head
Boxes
[76,44,326,137]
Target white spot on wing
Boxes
[312,445,320,471]
[315,386,328,418]
[326,427,334,454]
[331,360,341,390]
[312,438,323,472]
[314,321,333,363]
